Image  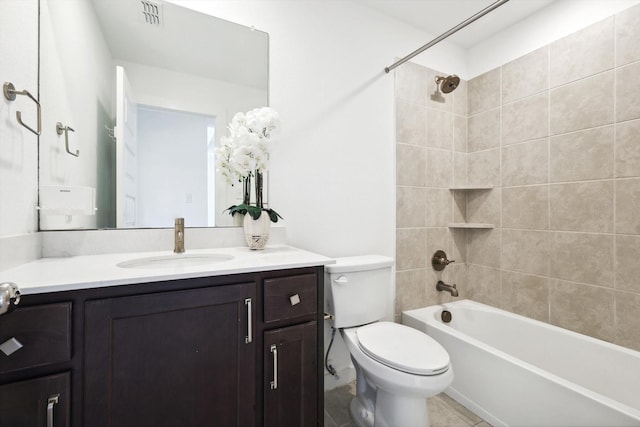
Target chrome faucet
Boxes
[436,280,459,297]
[174,218,185,253]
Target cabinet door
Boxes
[0,372,70,427]
[84,283,256,427]
[264,321,317,427]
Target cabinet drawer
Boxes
[0,372,70,427]
[0,303,72,374]
[264,274,317,324]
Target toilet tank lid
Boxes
[325,255,394,274]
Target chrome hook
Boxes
[56,122,79,157]
[3,82,41,136]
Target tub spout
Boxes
[436,280,458,297]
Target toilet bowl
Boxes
[341,323,453,427]
[326,256,454,427]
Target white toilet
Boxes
[325,255,453,427]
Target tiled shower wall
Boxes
[465,4,640,351]
[395,62,470,319]
[396,3,640,351]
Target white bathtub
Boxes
[403,300,640,427]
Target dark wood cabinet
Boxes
[0,303,71,374]
[0,372,70,427]
[264,321,318,427]
[0,303,72,427]
[263,273,317,325]
[0,266,323,427]
[261,272,322,427]
[84,283,256,427]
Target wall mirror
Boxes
[38,0,269,230]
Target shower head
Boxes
[435,74,460,94]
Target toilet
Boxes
[325,255,453,427]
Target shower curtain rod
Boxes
[385,0,511,73]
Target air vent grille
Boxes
[140,0,162,26]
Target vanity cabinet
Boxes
[84,283,256,427]
[262,273,320,427]
[0,372,70,426]
[0,303,72,427]
[264,321,318,426]
[0,266,324,427]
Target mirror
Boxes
[38,0,268,230]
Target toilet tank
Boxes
[325,255,394,328]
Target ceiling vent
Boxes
[140,0,163,26]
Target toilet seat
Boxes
[356,322,450,376]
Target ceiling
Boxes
[90,0,268,89]
[355,0,556,49]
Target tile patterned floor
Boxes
[324,382,491,427]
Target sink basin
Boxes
[117,253,234,269]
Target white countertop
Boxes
[0,245,334,295]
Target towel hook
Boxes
[56,122,79,157]
[105,124,116,142]
[3,82,42,136]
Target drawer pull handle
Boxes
[289,293,301,306]
[245,298,252,344]
[0,282,20,316]
[47,394,59,427]
[0,337,23,356]
[270,344,278,390]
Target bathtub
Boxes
[403,299,640,427]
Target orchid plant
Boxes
[215,107,283,222]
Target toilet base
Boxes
[350,390,431,427]
[374,388,430,427]
[349,384,431,427]
[350,397,374,427]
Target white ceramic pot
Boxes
[243,212,271,250]
[233,213,245,227]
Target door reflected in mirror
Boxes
[38,0,268,230]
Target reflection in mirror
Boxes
[38,0,268,230]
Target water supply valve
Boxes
[431,250,455,271]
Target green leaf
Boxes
[225,204,249,216]
[226,204,283,223]
[247,205,263,220]
[265,208,283,223]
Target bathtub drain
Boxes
[441,310,452,323]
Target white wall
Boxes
[468,0,640,77]
[118,60,267,120]
[0,0,41,270]
[39,0,115,228]
[0,0,39,238]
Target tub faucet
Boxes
[436,280,458,297]
[174,218,185,253]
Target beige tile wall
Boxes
[395,62,468,320]
[395,3,640,352]
[463,4,640,351]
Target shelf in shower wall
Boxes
[448,223,495,229]
[449,185,493,190]
[447,186,494,229]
